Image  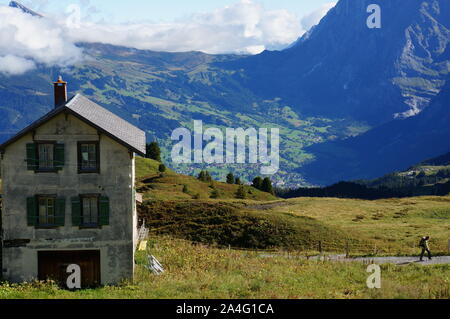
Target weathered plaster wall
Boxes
[1,113,136,285]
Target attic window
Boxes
[78,142,100,173]
[38,143,54,170]
[26,142,64,172]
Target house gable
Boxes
[0,94,146,156]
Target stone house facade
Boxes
[0,77,146,287]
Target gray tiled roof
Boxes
[0,94,146,155]
[66,94,146,155]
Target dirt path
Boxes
[351,255,450,266]
[260,253,450,266]
[245,201,292,210]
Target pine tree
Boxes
[198,170,206,181]
[198,170,212,182]
[146,141,161,162]
[252,176,263,190]
[226,172,235,184]
[261,177,274,194]
[235,177,241,185]
[158,164,166,173]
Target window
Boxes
[78,142,99,173]
[27,196,65,228]
[38,143,54,170]
[26,143,64,172]
[72,195,109,227]
[38,196,55,225]
[82,195,99,226]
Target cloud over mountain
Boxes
[0,6,83,75]
[301,2,336,30]
[66,0,303,54]
[0,0,336,75]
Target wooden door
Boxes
[38,250,101,288]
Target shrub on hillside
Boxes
[235,186,246,199]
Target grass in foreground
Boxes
[0,236,448,299]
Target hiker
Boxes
[419,236,432,261]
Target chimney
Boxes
[53,76,67,108]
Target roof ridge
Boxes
[67,94,145,133]
[65,93,81,107]
[64,94,146,155]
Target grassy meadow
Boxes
[0,157,449,299]
[136,157,450,256]
[256,196,450,256]
[0,236,448,299]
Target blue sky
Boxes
[90,0,334,23]
[1,0,334,23]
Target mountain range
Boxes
[8,1,43,17]
[223,0,450,123]
[0,0,449,187]
[303,73,450,184]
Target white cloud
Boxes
[301,2,336,31]
[65,0,303,54]
[0,1,336,75]
[0,55,36,75]
[0,6,83,75]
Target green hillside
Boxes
[136,157,370,251]
[135,157,450,256]
[280,151,450,200]
[1,157,448,255]
[420,151,450,166]
[135,157,276,201]
[359,162,450,191]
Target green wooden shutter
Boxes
[55,197,66,226]
[99,196,110,226]
[71,196,82,227]
[27,197,37,226]
[26,143,37,171]
[54,144,65,170]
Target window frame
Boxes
[35,194,58,229]
[35,141,58,173]
[79,194,101,228]
[77,141,100,174]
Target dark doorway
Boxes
[38,250,101,288]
